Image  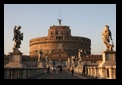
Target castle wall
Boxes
[29,25,91,60]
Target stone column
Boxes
[22,69,27,79]
[98,67,103,78]
[96,67,99,78]
[94,67,96,78]
[90,67,92,77]
[88,67,90,76]
[87,67,90,76]
[104,68,107,79]
[109,67,112,79]
[4,69,10,79]
[113,66,116,79]
[13,69,17,79]
[103,67,105,78]
[89,67,91,76]
[105,66,112,79]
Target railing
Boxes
[74,66,116,79]
[86,66,116,79]
[4,67,44,79]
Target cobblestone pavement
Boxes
[40,70,83,79]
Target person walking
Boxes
[70,66,74,76]
[43,66,47,73]
[47,65,50,73]
[59,66,62,74]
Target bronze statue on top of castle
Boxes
[102,25,114,51]
[57,19,62,26]
[13,25,23,50]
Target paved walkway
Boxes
[65,70,97,79]
[37,69,97,79]
[40,70,83,79]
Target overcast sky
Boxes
[4,4,116,55]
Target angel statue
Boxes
[13,25,23,50]
[37,49,43,61]
[102,25,114,51]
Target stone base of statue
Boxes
[98,51,116,79]
[75,61,85,74]
[5,49,24,67]
[38,61,44,68]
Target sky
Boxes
[4,4,116,55]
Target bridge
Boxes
[4,67,97,79]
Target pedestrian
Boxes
[60,66,62,74]
[47,66,50,73]
[43,66,47,73]
[70,67,74,76]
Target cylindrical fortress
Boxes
[29,25,91,61]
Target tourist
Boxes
[70,66,74,76]
[47,66,50,73]
[60,66,62,74]
[43,66,47,73]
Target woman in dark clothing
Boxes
[71,67,74,76]
[60,67,62,74]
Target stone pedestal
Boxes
[98,51,116,79]
[5,49,23,67]
[75,61,85,73]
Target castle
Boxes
[29,19,91,61]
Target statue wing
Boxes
[13,26,17,41]
[14,25,16,32]
[109,29,113,41]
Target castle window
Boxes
[61,36,63,39]
[66,36,69,40]
[87,40,89,42]
[83,39,85,41]
[51,31,53,35]
[66,32,69,35]
[56,31,58,35]
[61,31,63,35]
[51,36,53,39]
[59,37,60,40]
